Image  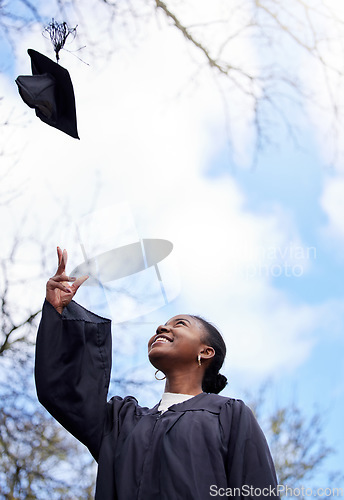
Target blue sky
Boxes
[208,134,342,303]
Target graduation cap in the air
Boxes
[15,48,79,139]
[15,20,80,138]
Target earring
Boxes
[155,369,166,381]
[197,354,202,367]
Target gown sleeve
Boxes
[35,299,112,461]
[221,399,280,498]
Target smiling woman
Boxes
[35,248,280,500]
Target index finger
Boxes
[55,247,68,275]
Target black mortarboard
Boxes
[15,49,79,139]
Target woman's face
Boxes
[148,315,207,369]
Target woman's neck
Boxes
[164,371,203,395]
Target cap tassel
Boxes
[43,18,77,62]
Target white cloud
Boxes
[149,175,318,375]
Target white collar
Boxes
[158,392,194,413]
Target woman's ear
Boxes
[200,346,215,361]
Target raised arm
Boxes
[35,248,112,461]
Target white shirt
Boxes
[158,392,194,413]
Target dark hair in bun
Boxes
[191,316,227,394]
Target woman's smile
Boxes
[150,334,174,348]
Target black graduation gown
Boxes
[35,300,280,500]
